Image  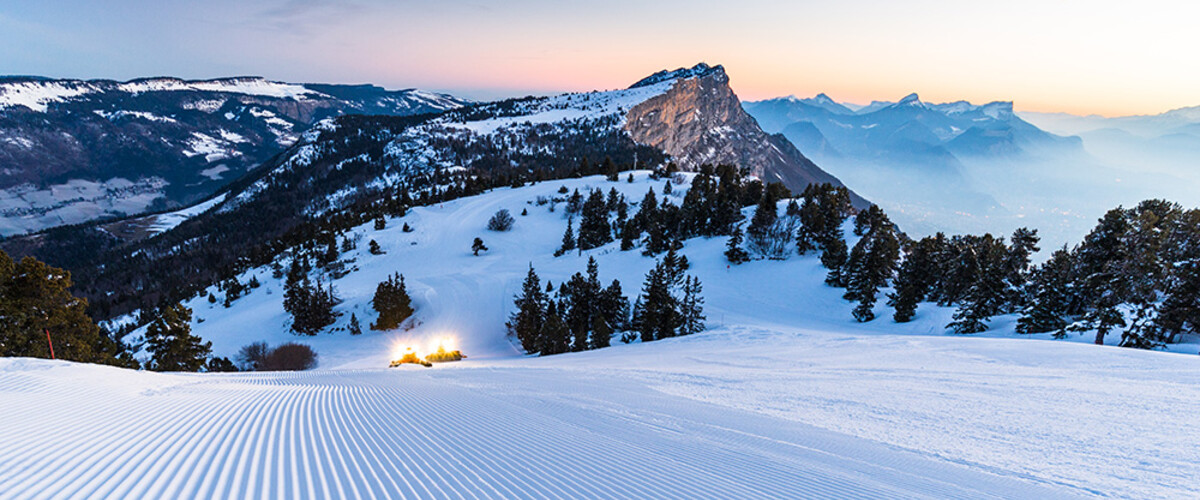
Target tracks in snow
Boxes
[0,363,1083,499]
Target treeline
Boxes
[721,184,1200,349]
[553,164,780,258]
[509,250,704,356]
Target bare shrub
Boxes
[487,209,515,231]
[259,342,319,371]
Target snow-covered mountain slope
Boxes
[0,76,469,236]
[5,334,1139,499]
[5,63,862,323]
[5,172,1199,499]
[152,172,1200,361]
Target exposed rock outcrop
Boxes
[623,64,865,205]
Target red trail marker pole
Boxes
[45,329,55,360]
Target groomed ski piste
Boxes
[3,172,1199,499]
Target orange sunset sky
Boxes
[3,0,1198,117]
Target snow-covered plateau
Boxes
[2,173,1197,499]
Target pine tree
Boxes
[591,315,612,350]
[1074,208,1131,344]
[635,249,693,342]
[634,188,658,231]
[620,219,637,251]
[539,301,569,355]
[555,217,576,256]
[348,313,363,335]
[842,206,900,322]
[678,276,706,336]
[888,236,940,322]
[1156,248,1200,344]
[607,188,622,212]
[1004,227,1041,311]
[561,259,604,352]
[822,238,848,286]
[725,224,750,264]
[746,189,779,246]
[598,279,630,336]
[368,239,383,255]
[566,189,584,214]
[284,277,340,335]
[206,356,238,372]
[145,303,211,372]
[508,265,546,353]
[799,183,853,265]
[1016,247,1072,335]
[371,273,414,331]
[641,207,670,256]
[946,236,1007,334]
[578,189,613,250]
[604,157,620,181]
[637,263,674,342]
[472,237,488,256]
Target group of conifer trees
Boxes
[282,256,342,335]
[725,180,1200,349]
[1009,200,1200,348]
[509,258,630,355]
[727,182,1047,332]
[0,247,224,370]
[0,249,135,367]
[631,248,705,342]
[371,273,414,331]
[554,164,767,258]
[510,250,705,356]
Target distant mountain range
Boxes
[0,77,469,235]
[1020,106,1200,185]
[744,93,1101,242]
[745,92,1081,167]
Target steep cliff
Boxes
[623,64,864,205]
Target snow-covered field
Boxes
[3,173,1198,498]
[0,177,168,236]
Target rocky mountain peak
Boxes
[628,63,726,89]
[623,63,863,205]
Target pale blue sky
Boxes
[2,0,1198,116]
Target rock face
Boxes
[623,64,863,205]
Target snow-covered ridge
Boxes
[0,77,466,113]
[0,77,330,112]
[403,88,470,110]
[0,80,96,112]
[629,62,723,89]
[433,62,737,136]
[147,193,227,234]
[93,109,177,123]
[439,78,677,135]
[116,77,325,99]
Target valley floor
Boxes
[3,325,1198,499]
